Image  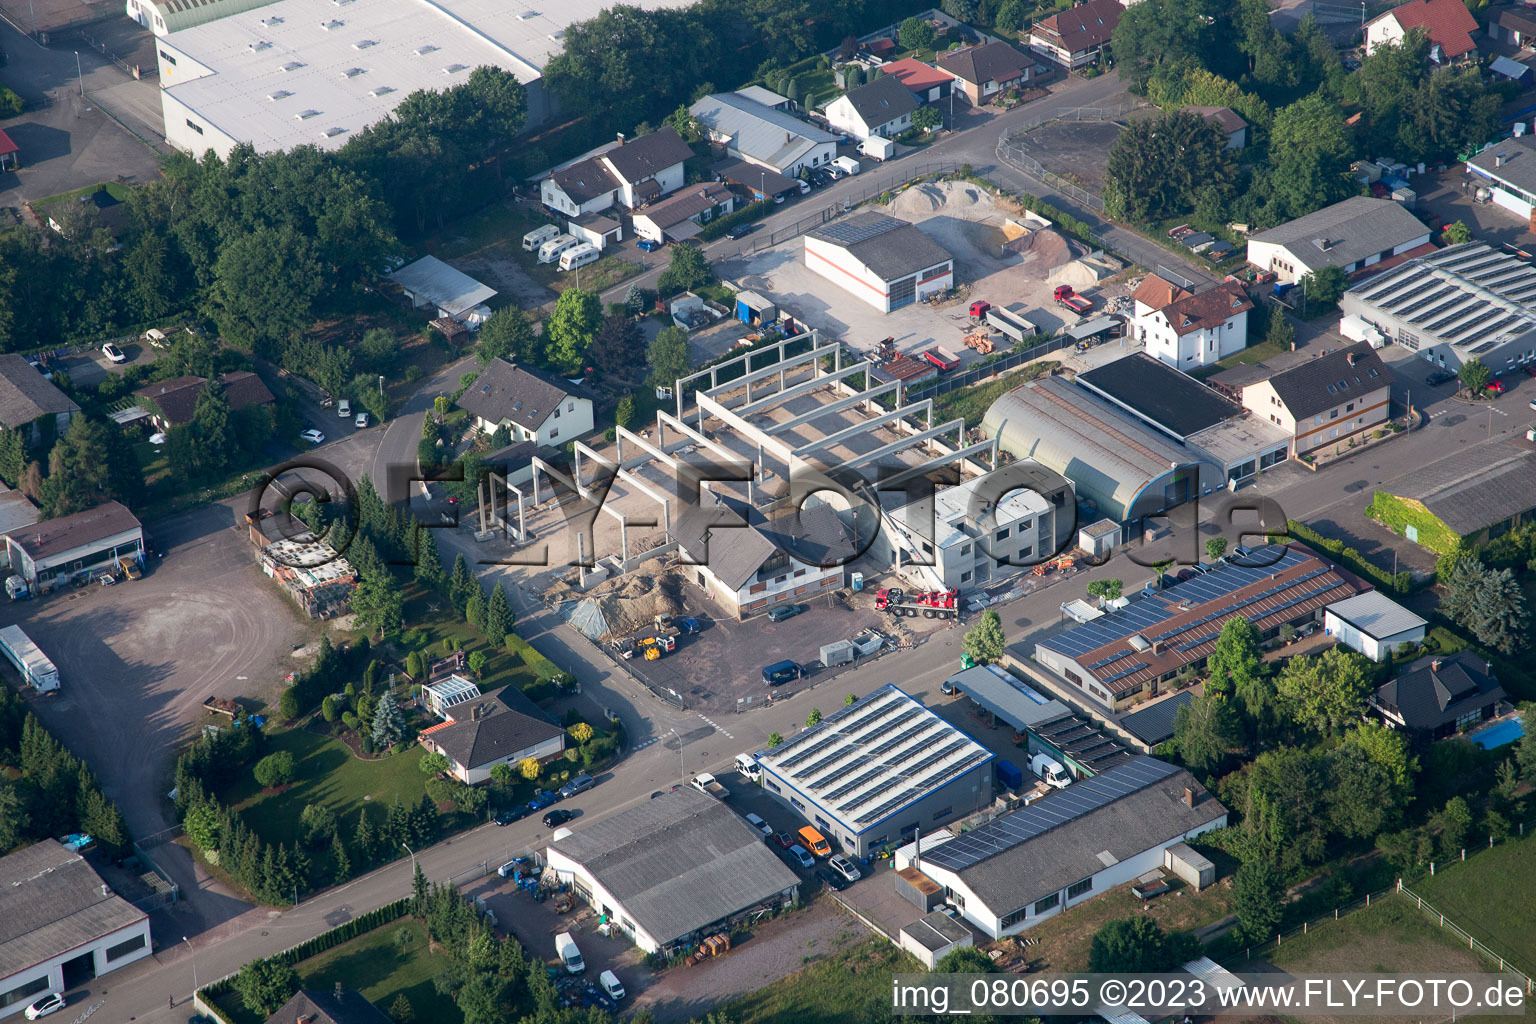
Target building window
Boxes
[1456,707,1483,731]
[550,427,559,438]
[185,119,203,135]
[1314,414,1322,426]
[766,779,779,793]
[106,933,147,961]
[553,407,560,418]
[1017,546,1032,560]
[749,582,766,594]
[958,543,971,556]
[0,978,48,1009]
[160,49,178,65]
[794,569,806,578]
[932,806,952,820]
[960,571,972,583]
[1033,892,1060,915]
[1066,877,1094,900]
[1329,409,1338,420]
[888,274,917,310]
[995,527,1009,541]
[1001,906,1028,928]
[1346,402,1354,412]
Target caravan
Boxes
[523,224,561,252]
[537,234,579,264]
[558,243,601,272]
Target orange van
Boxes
[797,825,831,858]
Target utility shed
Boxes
[1162,842,1215,890]
[1324,591,1427,662]
[899,911,974,969]
[388,256,497,327]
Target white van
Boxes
[559,242,600,272]
[537,234,579,264]
[599,970,625,1001]
[555,931,585,974]
[523,224,560,251]
[1030,752,1072,789]
[833,155,861,176]
[735,752,761,781]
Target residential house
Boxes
[1245,196,1432,284]
[1029,0,1121,69]
[0,129,16,173]
[417,684,565,785]
[261,989,392,1024]
[1129,276,1253,369]
[879,57,956,103]
[672,494,851,619]
[3,501,143,591]
[689,92,838,177]
[0,355,78,447]
[539,126,694,218]
[133,371,275,431]
[824,75,918,141]
[1488,7,1536,47]
[1227,343,1393,457]
[46,189,129,248]
[1369,652,1505,741]
[456,358,593,447]
[1466,136,1536,230]
[938,41,1037,105]
[1182,105,1247,149]
[631,182,735,243]
[1365,0,1479,63]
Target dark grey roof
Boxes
[1117,691,1194,746]
[712,157,799,197]
[1387,442,1536,536]
[1372,651,1504,731]
[1207,363,1275,391]
[549,787,800,944]
[425,687,563,770]
[263,990,393,1024]
[483,439,540,472]
[551,157,621,205]
[602,126,693,184]
[1495,8,1536,35]
[5,500,141,560]
[1468,136,1536,195]
[840,75,919,129]
[934,758,1225,914]
[457,359,582,432]
[637,183,734,229]
[1077,353,1241,440]
[0,840,148,977]
[672,494,779,592]
[0,354,79,428]
[938,40,1033,85]
[1247,196,1429,272]
[902,910,972,953]
[807,212,953,282]
[1265,343,1391,421]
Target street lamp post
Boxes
[402,841,417,879]
[378,375,384,395]
[182,936,197,1002]
[74,52,84,96]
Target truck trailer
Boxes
[922,346,961,371]
[986,306,1038,342]
[0,625,59,692]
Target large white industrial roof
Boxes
[160,0,687,153]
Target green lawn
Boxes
[930,359,1058,430]
[219,727,433,848]
[1256,893,1492,977]
[33,180,134,208]
[1189,337,1289,379]
[714,938,919,1024]
[402,583,561,699]
[1413,835,1536,971]
[214,919,462,1024]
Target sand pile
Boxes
[890,180,999,221]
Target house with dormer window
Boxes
[455,358,593,448]
[1222,343,1393,457]
[1130,276,1254,369]
[540,126,694,218]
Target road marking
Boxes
[632,737,658,751]
[696,712,735,739]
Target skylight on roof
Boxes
[322,127,347,137]
[369,86,395,97]
[259,14,282,24]
[320,18,344,29]
[280,60,305,72]
[248,40,271,51]
[342,67,367,78]
[267,90,293,100]
[414,44,438,55]
[353,39,377,48]
[515,9,538,17]
[443,63,468,74]
[295,109,320,119]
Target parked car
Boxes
[727,222,757,240]
[494,806,528,826]
[337,399,351,418]
[1425,371,1456,386]
[1486,380,1506,394]
[559,774,596,799]
[355,412,370,428]
[543,808,575,828]
[786,844,816,870]
[101,342,126,364]
[299,428,325,445]
[23,993,64,1020]
[743,812,772,837]
[828,854,862,882]
[817,865,851,891]
[636,238,662,252]
[940,677,959,696]
[1524,365,1536,379]
[796,178,811,195]
[772,830,795,849]
[527,789,558,811]
[768,603,804,622]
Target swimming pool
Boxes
[1470,718,1525,750]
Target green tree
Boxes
[1110,0,1218,91]
[767,732,784,748]
[475,306,541,367]
[912,105,942,132]
[1436,795,1473,856]
[468,650,488,678]
[465,587,486,631]
[419,752,450,775]
[485,582,514,641]
[1206,617,1263,700]
[299,803,337,846]
[234,957,299,1017]
[0,429,25,488]
[450,553,475,613]
[1440,557,1529,653]
[489,762,514,786]
[414,526,445,591]
[209,225,325,351]
[1267,306,1295,350]
[1275,646,1371,735]
[321,695,339,723]
[807,708,823,727]
[1341,721,1418,792]
[934,946,997,972]
[1086,578,1123,605]
[1172,695,1244,776]
[1104,112,1234,223]
[844,693,857,707]
[1205,537,1228,562]
[1457,357,1491,396]
[1443,220,1473,245]
[1089,917,1197,972]
[39,415,142,519]
[331,831,352,885]
[371,690,406,747]
[184,803,221,851]
[1263,94,1354,224]
[898,16,935,50]
[1516,705,1536,781]
[1298,265,1347,310]
[615,394,636,431]
[657,243,711,295]
[647,325,693,389]
[253,751,296,788]
[1232,858,1285,944]
[390,993,416,1023]
[963,609,1006,665]
[545,288,602,372]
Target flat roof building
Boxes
[1341,242,1536,374]
[804,212,954,313]
[545,787,800,954]
[1324,591,1427,662]
[0,840,151,1018]
[3,502,143,591]
[388,257,497,328]
[755,684,994,857]
[1035,545,1362,710]
[894,757,1226,939]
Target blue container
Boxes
[851,572,864,591]
[996,758,1023,790]
[1273,282,1295,297]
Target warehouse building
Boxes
[1034,545,1362,710]
[3,502,143,592]
[1245,196,1432,285]
[981,375,1224,527]
[754,684,994,857]
[1372,441,1536,550]
[1340,242,1536,375]
[803,213,954,313]
[944,664,1134,776]
[893,757,1226,939]
[545,788,799,954]
[690,91,838,177]
[0,840,152,1018]
[126,0,275,35]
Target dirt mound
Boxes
[889,179,998,221]
[1010,228,1072,270]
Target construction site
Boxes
[246,512,358,620]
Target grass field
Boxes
[214,919,462,1024]
[402,584,561,699]
[714,938,919,1024]
[220,726,433,847]
[929,359,1058,429]
[1016,874,1236,972]
[1413,835,1536,971]
[33,180,134,208]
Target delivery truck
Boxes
[0,625,59,693]
[1053,285,1094,315]
[555,932,585,974]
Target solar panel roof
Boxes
[812,215,899,246]
[923,756,1183,871]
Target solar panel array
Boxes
[760,684,992,831]
[812,215,899,247]
[923,757,1184,872]
[1349,243,1536,350]
[1040,546,1307,659]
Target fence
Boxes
[994,100,1147,214]
[733,161,962,258]
[1398,880,1534,987]
[80,29,143,79]
[903,334,1073,403]
[128,830,182,911]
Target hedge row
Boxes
[1284,519,1415,595]
[696,199,776,242]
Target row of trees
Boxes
[0,703,130,858]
